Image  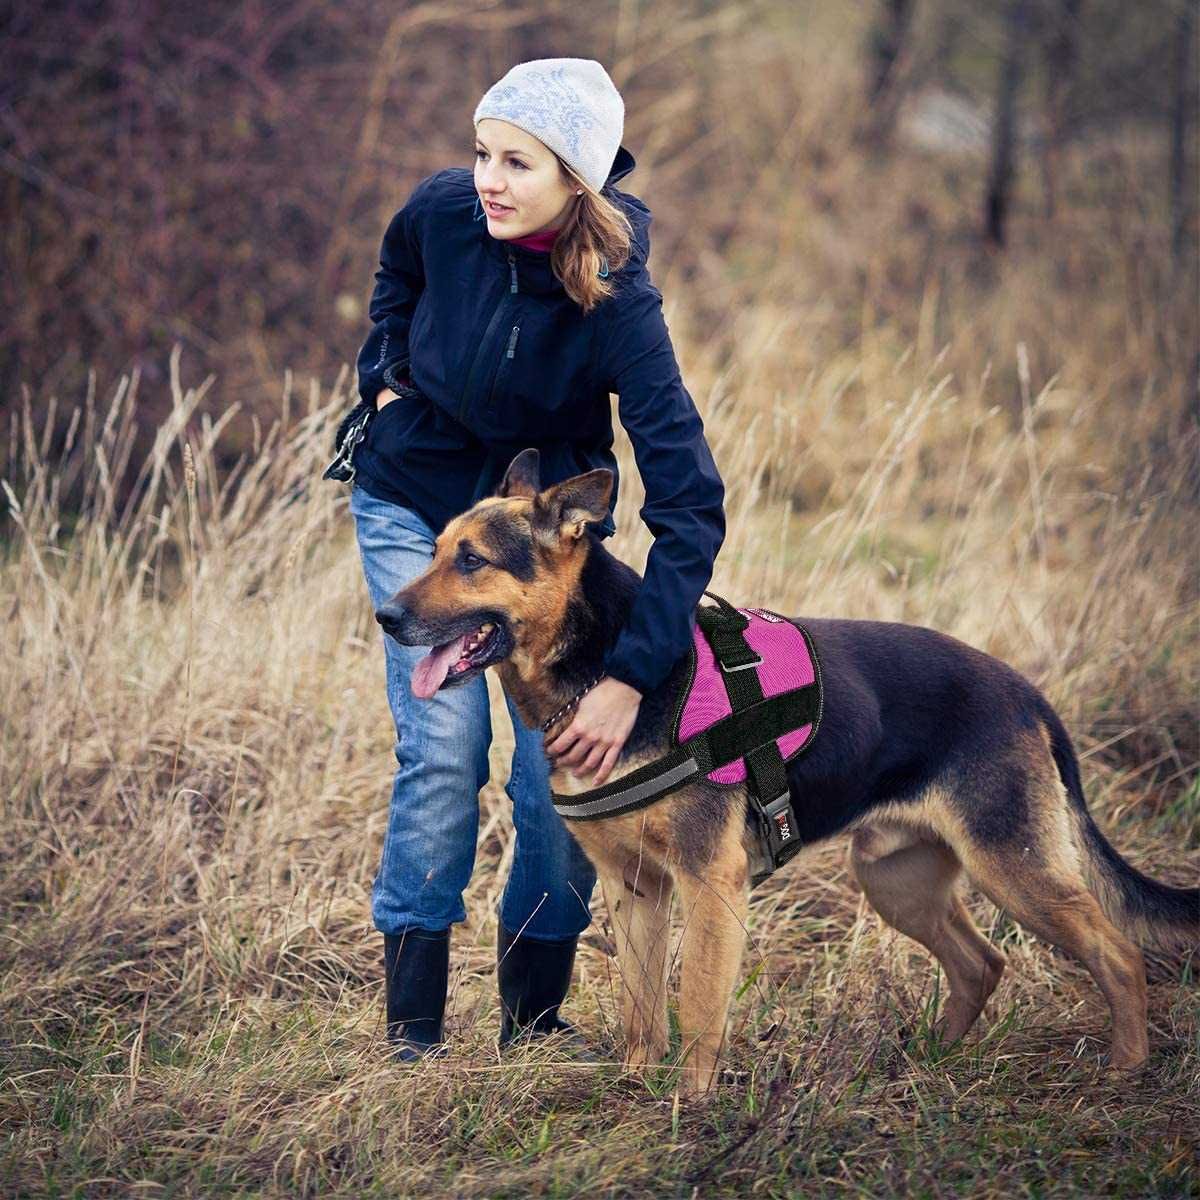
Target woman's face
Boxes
[474,118,579,239]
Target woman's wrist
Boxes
[603,675,643,701]
[376,387,399,410]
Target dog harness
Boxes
[552,591,823,879]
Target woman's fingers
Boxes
[545,682,639,782]
[544,722,581,757]
[545,728,579,760]
[547,725,615,776]
[557,738,597,770]
[591,744,620,786]
[580,742,608,773]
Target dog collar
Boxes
[540,674,604,734]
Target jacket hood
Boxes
[606,145,651,280]
[607,144,636,186]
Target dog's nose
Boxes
[375,601,408,641]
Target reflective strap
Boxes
[552,685,819,822]
[552,755,701,820]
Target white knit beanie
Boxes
[473,58,624,194]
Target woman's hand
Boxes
[544,676,642,786]
[376,387,399,410]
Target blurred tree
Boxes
[1039,0,1083,218]
[1168,0,1196,266]
[985,0,1031,246]
[865,0,917,145]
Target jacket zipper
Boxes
[458,249,518,423]
[485,323,522,411]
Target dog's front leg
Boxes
[673,858,749,1099]
[597,857,673,1071]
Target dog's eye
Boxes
[461,552,487,572]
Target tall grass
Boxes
[2,4,1196,1192]
[1,305,1195,1195]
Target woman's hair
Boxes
[550,159,634,314]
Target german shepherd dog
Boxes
[375,448,1198,1097]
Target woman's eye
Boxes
[475,149,527,171]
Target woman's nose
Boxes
[477,162,504,195]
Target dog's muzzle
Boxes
[375,601,409,644]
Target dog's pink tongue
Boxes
[411,634,469,699]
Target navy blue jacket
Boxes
[351,147,726,697]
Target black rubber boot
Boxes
[497,921,583,1047]
[383,928,450,1062]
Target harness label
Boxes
[747,607,784,623]
[772,810,794,843]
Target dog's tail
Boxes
[1038,698,1198,951]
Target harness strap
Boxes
[551,742,701,820]
[701,597,805,870]
[552,684,820,821]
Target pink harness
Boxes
[553,592,822,879]
[677,606,819,784]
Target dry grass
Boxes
[2,6,1198,1193]
[1,319,1195,1197]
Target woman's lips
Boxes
[484,199,514,218]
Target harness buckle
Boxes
[718,654,762,673]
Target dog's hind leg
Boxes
[673,825,750,1098]
[597,854,674,1071]
[957,841,1149,1069]
[946,743,1150,1070]
[851,825,1007,1043]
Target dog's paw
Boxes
[622,1041,667,1071]
[674,1064,719,1101]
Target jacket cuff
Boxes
[382,363,411,393]
[602,645,659,697]
[360,364,411,407]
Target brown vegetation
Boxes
[1,1,1196,1196]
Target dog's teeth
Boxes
[481,622,494,633]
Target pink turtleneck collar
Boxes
[509,226,559,253]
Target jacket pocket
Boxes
[363,390,423,461]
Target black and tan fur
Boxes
[376,449,1198,1097]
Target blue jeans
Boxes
[350,484,597,941]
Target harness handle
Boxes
[699,589,748,627]
[696,589,757,671]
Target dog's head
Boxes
[375,449,613,698]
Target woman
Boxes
[333,58,726,1060]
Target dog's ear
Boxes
[531,469,614,545]
[497,448,541,499]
